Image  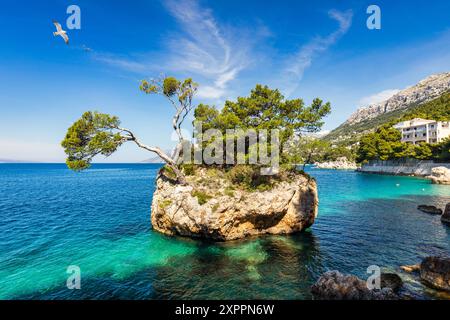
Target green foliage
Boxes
[227,165,254,186]
[356,127,449,162]
[193,85,331,165]
[323,145,356,161]
[355,92,450,162]
[161,165,177,180]
[61,111,124,171]
[356,127,406,162]
[181,163,196,176]
[399,92,450,123]
[193,103,220,131]
[192,190,212,205]
[288,138,330,165]
[159,199,172,210]
[414,143,432,160]
[212,203,220,212]
[286,137,356,165]
[63,76,197,185]
[224,186,235,197]
[162,77,180,96]
[251,175,273,191]
[225,165,273,191]
[206,167,222,178]
[434,138,450,160]
[140,77,198,105]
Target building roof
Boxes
[393,118,436,129]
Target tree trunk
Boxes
[166,162,186,184]
[136,143,186,184]
[117,126,187,184]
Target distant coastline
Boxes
[0,159,41,163]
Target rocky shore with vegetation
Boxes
[151,166,318,240]
[311,201,450,299]
[312,254,450,300]
[62,76,331,241]
[358,159,450,182]
[314,157,358,170]
[321,74,450,182]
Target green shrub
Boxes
[224,186,235,197]
[181,163,195,176]
[227,165,255,186]
[226,165,277,191]
[161,165,177,180]
[159,199,172,209]
[192,190,212,205]
[206,167,222,178]
[250,174,272,191]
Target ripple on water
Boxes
[0,164,449,299]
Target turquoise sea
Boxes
[0,163,449,299]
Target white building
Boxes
[393,118,450,144]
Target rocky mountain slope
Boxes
[325,72,450,144]
[348,72,450,125]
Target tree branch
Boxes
[115,126,186,184]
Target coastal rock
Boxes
[381,273,403,293]
[311,271,399,300]
[420,256,450,292]
[417,205,443,215]
[151,170,318,241]
[315,157,358,170]
[426,166,450,185]
[442,203,450,225]
[400,264,420,273]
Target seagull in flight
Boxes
[52,20,69,44]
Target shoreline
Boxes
[357,159,450,179]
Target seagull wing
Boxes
[53,20,62,32]
[61,33,69,45]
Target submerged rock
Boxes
[151,169,318,241]
[441,203,450,225]
[417,205,443,215]
[426,166,450,185]
[420,256,450,292]
[311,271,398,300]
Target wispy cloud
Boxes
[359,89,400,107]
[94,3,352,101]
[95,0,252,100]
[280,9,353,96]
[94,53,151,73]
[163,0,253,99]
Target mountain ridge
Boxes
[325,72,450,144]
[346,72,450,125]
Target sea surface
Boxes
[0,163,449,299]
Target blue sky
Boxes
[1,0,450,162]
